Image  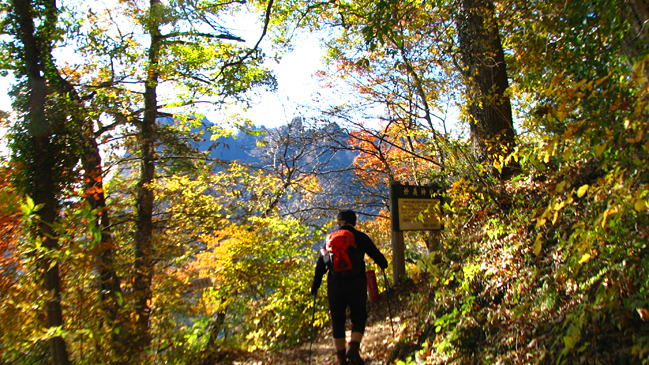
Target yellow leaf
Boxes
[595,75,609,86]
[626,130,644,143]
[493,159,502,173]
[632,61,646,82]
[533,234,543,256]
[636,102,644,116]
[595,143,606,156]
[542,140,557,163]
[548,140,557,155]
[577,184,589,198]
[563,147,574,160]
[416,260,425,273]
[579,253,591,264]
[635,199,647,212]
[555,180,567,193]
[552,210,560,225]
[552,201,566,224]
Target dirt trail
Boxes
[222,280,425,365]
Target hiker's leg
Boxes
[334,338,347,364]
[347,281,368,365]
[328,286,348,364]
[335,349,347,364]
[348,282,368,336]
[350,332,363,343]
[348,332,364,359]
[334,337,346,350]
[331,316,347,364]
[328,292,347,340]
[347,332,364,363]
[348,331,364,353]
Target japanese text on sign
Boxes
[398,198,442,231]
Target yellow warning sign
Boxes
[397,198,442,231]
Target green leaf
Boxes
[20,196,35,215]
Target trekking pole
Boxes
[308,293,317,365]
[382,269,396,337]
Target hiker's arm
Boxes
[311,255,327,295]
[360,234,388,269]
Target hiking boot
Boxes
[346,349,365,365]
[336,349,349,365]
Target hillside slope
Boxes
[207,160,649,365]
[206,277,429,365]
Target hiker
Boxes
[311,209,389,365]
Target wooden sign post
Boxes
[389,180,443,285]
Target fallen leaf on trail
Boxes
[578,253,591,264]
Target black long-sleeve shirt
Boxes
[311,224,388,292]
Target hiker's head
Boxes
[337,209,356,226]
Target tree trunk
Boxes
[621,0,649,61]
[455,0,520,179]
[11,0,71,363]
[47,50,126,355]
[74,90,126,356]
[130,0,162,354]
[19,0,127,355]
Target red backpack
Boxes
[321,229,364,279]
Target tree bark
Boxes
[130,0,162,354]
[10,0,71,363]
[49,73,126,355]
[455,0,520,179]
[621,0,649,61]
[39,33,126,348]
[17,0,126,355]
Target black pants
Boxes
[327,274,367,338]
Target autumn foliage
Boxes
[1,0,649,364]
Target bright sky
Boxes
[0,10,328,140]
[228,33,329,128]
[0,81,11,116]
[0,51,327,121]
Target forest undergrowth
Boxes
[205,276,428,365]
[214,155,649,365]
